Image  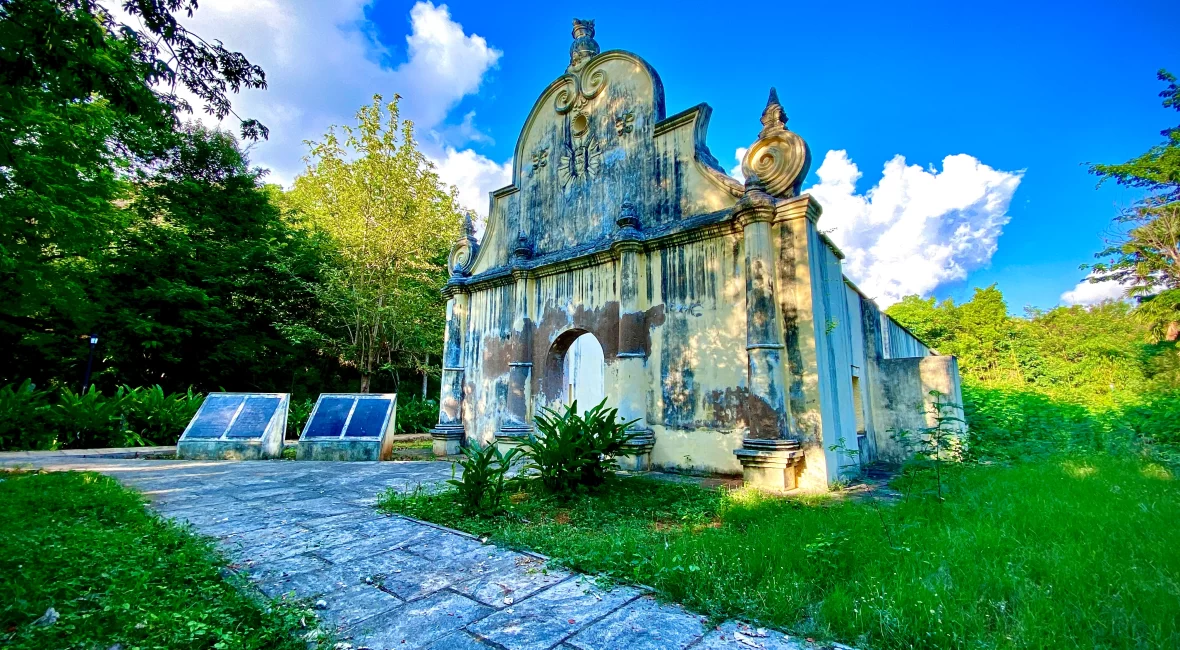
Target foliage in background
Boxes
[887,285,1179,460]
[395,396,440,434]
[0,471,326,649]
[519,399,640,495]
[382,458,1180,650]
[284,96,461,393]
[286,398,316,440]
[0,382,202,451]
[1086,70,1180,343]
[0,0,276,393]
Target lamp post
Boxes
[82,332,99,394]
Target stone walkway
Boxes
[1,456,832,650]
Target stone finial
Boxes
[616,199,640,231]
[568,19,600,72]
[460,212,476,239]
[740,87,812,199]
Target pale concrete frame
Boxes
[177,392,288,460]
[296,393,399,461]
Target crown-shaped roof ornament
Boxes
[460,212,476,239]
[740,87,811,199]
[568,19,600,72]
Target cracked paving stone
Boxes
[344,589,493,650]
[566,597,707,650]
[314,582,403,630]
[466,577,643,650]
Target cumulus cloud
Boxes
[432,146,512,234]
[1060,275,1131,306]
[729,147,747,182]
[110,0,509,218]
[804,150,1023,307]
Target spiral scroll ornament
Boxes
[740,88,812,198]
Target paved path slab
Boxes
[1,456,839,649]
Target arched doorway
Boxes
[541,329,606,411]
[564,332,605,408]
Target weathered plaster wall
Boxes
[870,355,965,462]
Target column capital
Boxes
[733,180,777,228]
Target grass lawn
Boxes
[380,455,1180,649]
[0,471,325,650]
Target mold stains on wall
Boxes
[776,219,808,419]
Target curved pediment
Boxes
[465,23,741,278]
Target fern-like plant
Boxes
[518,399,639,495]
[447,443,520,514]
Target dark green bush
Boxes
[0,381,204,451]
[446,443,520,514]
[395,396,439,434]
[518,399,639,494]
[0,381,56,451]
[963,381,1180,460]
[286,397,315,439]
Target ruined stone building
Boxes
[431,20,963,491]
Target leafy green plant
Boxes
[0,381,56,451]
[286,398,315,439]
[395,396,439,434]
[120,386,203,445]
[518,399,639,495]
[52,386,132,449]
[446,443,520,514]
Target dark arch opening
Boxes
[540,329,605,409]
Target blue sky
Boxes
[156,0,1178,312]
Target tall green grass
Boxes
[382,456,1180,649]
[0,471,326,649]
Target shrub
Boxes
[447,443,520,514]
[518,399,639,495]
[120,385,203,445]
[395,396,439,434]
[286,397,315,439]
[0,380,56,451]
[0,381,206,451]
[53,386,132,449]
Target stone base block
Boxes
[494,425,531,456]
[296,439,386,461]
[616,432,655,472]
[734,439,803,492]
[431,425,463,457]
[177,439,281,460]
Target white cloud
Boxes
[431,146,512,234]
[108,0,509,218]
[1061,275,1130,306]
[729,147,747,182]
[805,150,1023,307]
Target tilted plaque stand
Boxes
[177,392,288,460]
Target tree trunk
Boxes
[422,353,429,398]
[359,374,371,393]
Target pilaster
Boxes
[612,201,654,470]
[431,288,468,456]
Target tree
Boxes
[1086,70,1180,342]
[92,125,331,393]
[0,0,267,386]
[286,96,461,392]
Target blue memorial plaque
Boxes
[177,392,289,460]
[186,394,244,438]
[297,393,398,460]
[226,396,281,438]
[343,397,393,438]
[304,396,353,438]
